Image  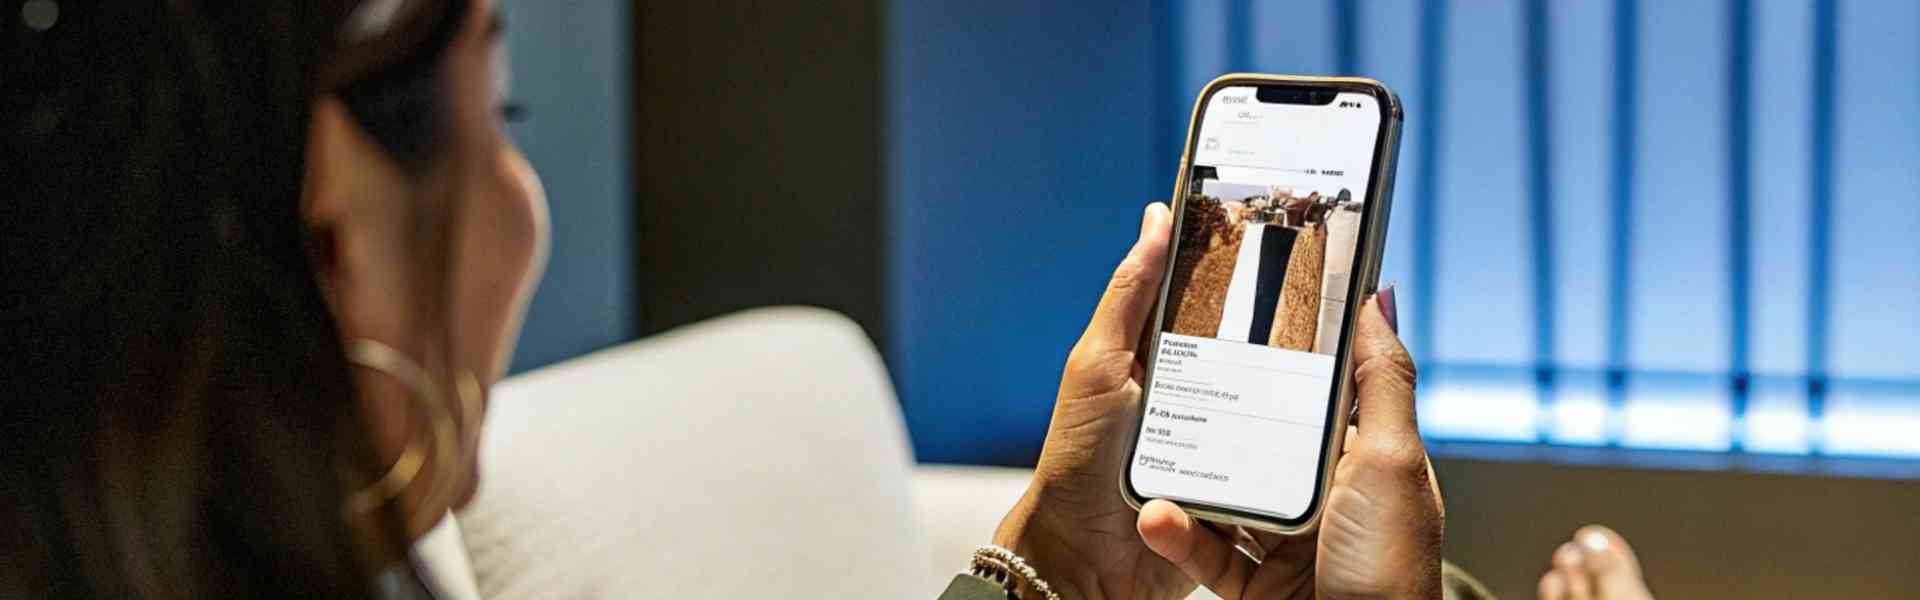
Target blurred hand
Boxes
[992,202,1195,600]
[1136,292,1445,599]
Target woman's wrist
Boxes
[990,488,1099,600]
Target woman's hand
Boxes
[991,202,1195,600]
[1136,292,1445,599]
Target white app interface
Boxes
[1131,87,1382,519]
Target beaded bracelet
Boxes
[969,544,1064,600]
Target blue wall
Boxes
[889,0,1163,464]
[500,0,633,372]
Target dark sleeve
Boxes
[936,573,1011,600]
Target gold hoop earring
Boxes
[343,338,460,520]
[455,369,484,444]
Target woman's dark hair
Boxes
[1,1,467,597]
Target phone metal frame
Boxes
[1120,73,1404,535]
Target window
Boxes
[1157,0,1920,465]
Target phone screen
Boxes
[1129,84,1389,522]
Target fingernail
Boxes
[1579,531,1610,553]
[1139,203,1156,238]
[1376,284,1399,333]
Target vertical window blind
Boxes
[1157,0,1920,462]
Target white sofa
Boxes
[456,307,1217,599]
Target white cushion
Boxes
[459,307,927,598]
[912,464,1035,585]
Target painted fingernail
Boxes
[1376,284,1399,333]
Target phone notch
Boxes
[1255,85,1338,106]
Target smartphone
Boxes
[1122,74,1403,534]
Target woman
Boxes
[0,1,1443,598]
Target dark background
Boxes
[631,1,887,344]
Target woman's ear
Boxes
[301,95,416,342]
[303,96,407,246]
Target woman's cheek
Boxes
[503,146,551,285]
[483,146,549,378]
